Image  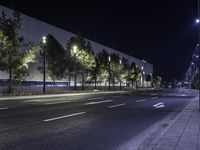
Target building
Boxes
[0,5,153,88]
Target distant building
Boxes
[0,5,153,87]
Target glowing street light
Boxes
[73,45,77,90]
[108,56,111,90]
[42,36,46,93]
[196,19,200,23]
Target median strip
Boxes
[83,100,112,105]
[136,99,147,102]
[43,112,86,122]
[108,103,126,108]
[0,107,8,110]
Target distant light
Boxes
[141,66,144,70]
[119,59,122,64]
[196,19,200,23]
[108,56,111,62]
[42,36,46,44]
[73,45,77,53]
[196,55,199,58]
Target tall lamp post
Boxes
[42,36,46,93]
[108,56,111,90]
[73,45,77,90]
[119,59,122,90]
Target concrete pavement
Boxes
[145,94,199,150]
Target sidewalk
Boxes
[146,95,200,150]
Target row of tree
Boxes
[0,11,145,93]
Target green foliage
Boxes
[0,11,38,93]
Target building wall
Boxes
[0,5,153,86]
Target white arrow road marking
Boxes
[136,99,147,102]
[43,112,86,122]
[45,101,71,105]
[83,100,112,105]
[153,102,165,108]
[0,107,8,110]
[108,103,126,108]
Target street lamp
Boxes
[108,56,111,90]
[73,45,77,90]
[119,59,122,90]
[42,36,46,93]
[196,19,200,23]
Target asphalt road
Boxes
[0,89,197,150]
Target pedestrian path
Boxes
[146,95,200,150]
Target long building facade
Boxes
[0,5,153,88]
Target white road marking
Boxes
[113,95,122,98]
[45,101,71,105]
[25,97,76,102]
[108,103,126,108]
[89,97,103,100]
[83,100,112,105]
[153,102,165,108]
[43,112,86,122]
[136,99,147,102]
[150,93,158,96]
[0,107,8,110]
[152,97,159,99]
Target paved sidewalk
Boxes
[146,95,200,150]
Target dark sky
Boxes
[0,0,199,81]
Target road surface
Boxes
[0,89,197,150]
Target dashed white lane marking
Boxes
[45,101,71,105]
[153,102,165,108]
[152,97,159,99]
[150,93,158,96]
[83,100,112,105]
[89,97,103,100]
[113,95,123,98]
[0,107,8,110]
[108,103,126,108]
[43,112,86,122]
[136,99,147,102]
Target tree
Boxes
[0,11,37,93]
[66,35,96,90]
[38,34,66,84]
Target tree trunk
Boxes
[94,73,97,89]
[68,73,71,87]
[8,68,12,94]
[82,69,85,90]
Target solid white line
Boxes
[136,99,147,102]
[43,112,86,122]
[89,97,103,100]
[45,101,71,105]
[0,107,8,110]
[84,100,112,105]
[108,103,126,108]
[152,97,159,99]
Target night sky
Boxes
[0,0,199,81]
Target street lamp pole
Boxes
[108,56,111,90]
[73,46,77,90]
[119,59,122,90]
[42,36,46,93]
